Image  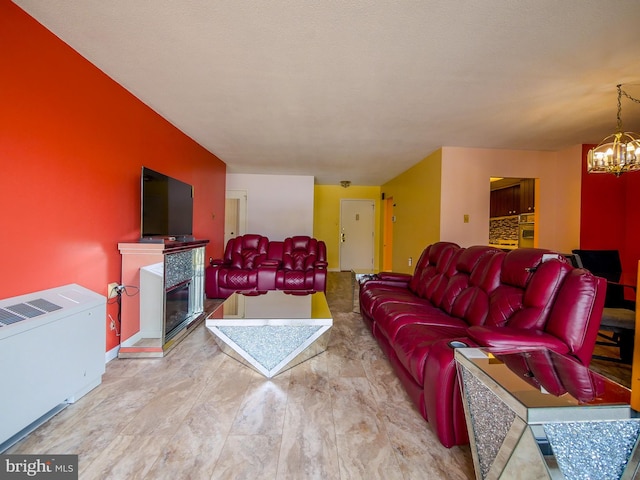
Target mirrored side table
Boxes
[455,347,640,480]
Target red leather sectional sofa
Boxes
[359,242,607,448]
[205,234,328,298]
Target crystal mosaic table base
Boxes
[207,322,332,378]
[457,358,640,480]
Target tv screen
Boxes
[141,167,193,239]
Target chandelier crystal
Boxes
[587,84,640,176]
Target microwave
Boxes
[519,213,535,224]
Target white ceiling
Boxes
[13,0,640,185]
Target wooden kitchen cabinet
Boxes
[490,179,535,218]
[510,184,521,215]
[490,185,520,217]
[520,178,535,213]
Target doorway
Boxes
[225,190,247,247]
[339,199,375,271]
[489,178,537,248]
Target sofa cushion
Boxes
[486,250,568,328]
[504,259,570,330]
[374,305,467,343]
[360,276,416,321]
[277,270,311,289]
[410,242,460,296]
[416,246,462,301]
[228,234,269,269]
[231,250,265,269]
[544,268,606,363]
[443,248,504,325]
[362,286,430,322]
[282,236,319,270]
[499,248,557,288]
[219,268,259,291]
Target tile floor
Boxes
[7,272,630,479]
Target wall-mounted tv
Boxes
[141,167,193,240]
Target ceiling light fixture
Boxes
[587,84,640,176]
[340,180,351,188]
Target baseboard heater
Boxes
[0,284,106,452]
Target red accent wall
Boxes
[580,144,640,284]
[1,2,226,352]
[622,166,640,280]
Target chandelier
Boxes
[587,84,640,176]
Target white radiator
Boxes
[0,284,106,451]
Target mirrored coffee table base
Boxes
[206,291,333,378]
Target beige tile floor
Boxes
[7,272,629,479]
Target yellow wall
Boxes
[313,185,381,271]
[381,149,443,273]
[376,145,582,274]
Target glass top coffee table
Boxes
[206,291,333,378]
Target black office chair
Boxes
[563,253,581,268]
[572,249,636,363]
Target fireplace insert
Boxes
[165,280,191,341]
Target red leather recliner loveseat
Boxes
[359,242,607,448]
[205,234,328,299]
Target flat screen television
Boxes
[141,167,194,240]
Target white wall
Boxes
[226,173,314,240]
[440,145,582,252]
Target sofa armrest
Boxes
[257,261,279,290]
[259,259,281,268]
[362,272,412,289]
[209,257,226,267]
[467,326,570,355]
[377,272,412,282]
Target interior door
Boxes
[340,199,375,271]
[383,197,394,271]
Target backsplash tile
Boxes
[489,215,519,244]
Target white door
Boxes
[340,199,375,271]
[225,190,247,246]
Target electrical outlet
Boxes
[107,282,119,299]
[408,257,413,267]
